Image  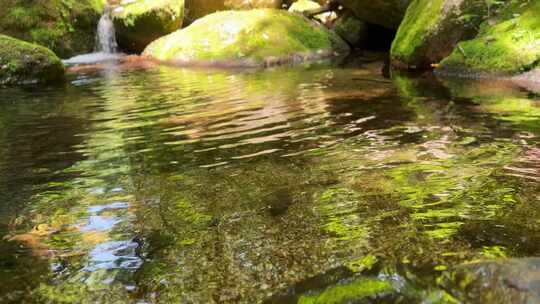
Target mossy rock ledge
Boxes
[142,9,349,68]
[437,1,540,77]
[0,35,65,85]
[112,0,185,53]
[391,0,486,69]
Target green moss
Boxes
[298,277,393,304]
[3,6,41,30]
[0,34,65,85]
[439,1,540,74]
[391,0,486,68]
[391,0,446,62]
[0,0,107,57]
[143,9,348,66]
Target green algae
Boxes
[298,277,393,304]
[143,9,349,67]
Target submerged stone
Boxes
[446,258,540,304]
[142,9,349,67]
[112,0,185,53]
[0,35,65,85]
[391,0,486,69]
[437,1,540,76]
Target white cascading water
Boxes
[95,6,118,53]
[63,6,123,66]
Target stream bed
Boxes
[0,56,539,303]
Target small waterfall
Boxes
[95,7,118,53]
[63,6,123,65]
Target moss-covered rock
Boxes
[143,9,349,67]
[338,0,411,29]
[0,0,107,58]
[0,35,65,85]
[438,1,540,76]
[185,0,283,23]
[391,0,486,69]
[112,0,185,53]
[334,11,368,47]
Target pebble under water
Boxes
[0,56,539,303]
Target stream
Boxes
[0,56,539,303]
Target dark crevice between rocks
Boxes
[358,23,396,52]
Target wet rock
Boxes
[333,11,368,47]
[391,0,486,69]
[437,1,540,76]
[143,9,349,68]
[337,0,411,29]
[0,35,65,85]
[112,0,185,53]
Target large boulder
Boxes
[338,0,411,29]
[391,0,486,69]
[112,0,185,53]
[0,0,107,58]
[437,1,540,76]
[0,35,64,85]
[185,0,282,23]
[143,9,349,67]
[333,11,368,47]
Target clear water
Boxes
[0,57,539,303]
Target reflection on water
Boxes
[0,58,539,303]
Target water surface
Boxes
[0,56,539,303]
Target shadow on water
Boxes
[0,57,539,303]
